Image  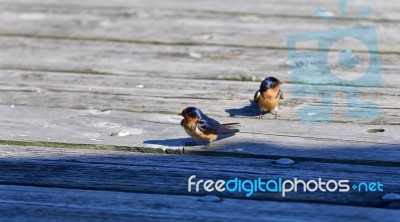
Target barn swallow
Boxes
[254,77,284,119]
[179,107,239,147]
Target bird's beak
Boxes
[178,113,183,116]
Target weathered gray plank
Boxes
[0,1,399,52]
[0,0,399,21]
[0,36,292,80]
[0,3,398,52]
[0,105,398,162]
[0,36,399,87]
[0,145,399,208]
[1,185,399,222]
[0,69,399,124]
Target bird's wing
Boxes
[254,91,261,102]
[198,117,239,135]
[197,117,221,134]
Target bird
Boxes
[254,77,284,119]
[179,107,239,147]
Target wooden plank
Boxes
[0,145,399,208]
[0,36,399,87]
[0,105,398,162]
[0,0,399,21]
[0,36,298,80]
[1,185,399,222]
[0,2,398,52]
[0,69,399,124]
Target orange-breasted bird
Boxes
[254,77,284,119]
[179,107,239,147]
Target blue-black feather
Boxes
[198,116,221,134]
[185,107,238,134]
[259,77,280,92]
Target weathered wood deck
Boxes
[0,0,399,221]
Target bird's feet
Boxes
[257,111,279,119]
[272,111,278,119]
[205,141,213,148]
[272,110,281,119]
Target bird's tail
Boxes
[220,123,240,134]
[221,123,240,126]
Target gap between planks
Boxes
[0,140,399,168]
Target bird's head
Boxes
[260,76,282,92]
[179,107,203,121]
